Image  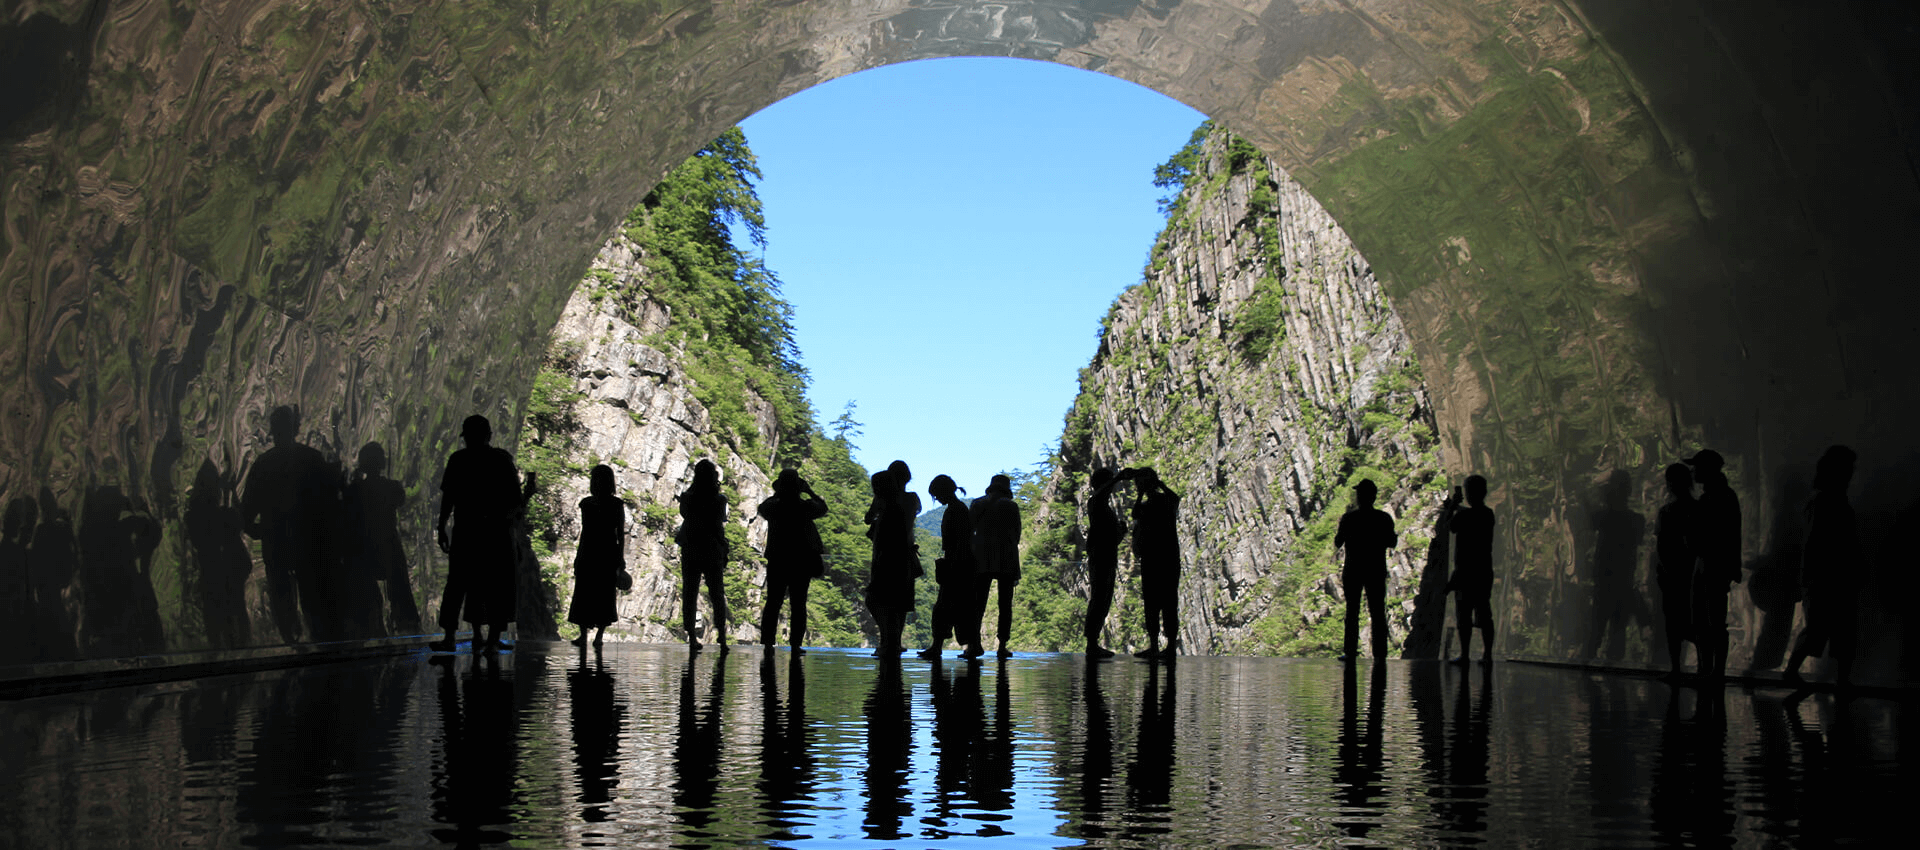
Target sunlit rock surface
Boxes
[2,1,1917,685]
[1037,126,1446,657]
[536,235,777,644]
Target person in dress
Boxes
[568,465,624,648]
[864,468,918,655]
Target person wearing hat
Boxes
[970,474,1023,659]
[757,468,829,654]
[1686,449,1741,678]
[433,414,536,653]
[1334,478,1398,661]
[1129,467,1183,659]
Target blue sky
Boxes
[739,57,1203,499]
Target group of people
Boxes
[434,410,1865,683]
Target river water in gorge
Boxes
[0,643,1905,847]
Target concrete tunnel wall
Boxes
[2,1,1916,682]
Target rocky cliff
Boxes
[1033,126,1447,657]
[527,234,779,644]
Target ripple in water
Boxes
[0,644,1905,847]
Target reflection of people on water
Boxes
[757,653,816,838]
[673,649,726,835]
[1123,656,1177,836]
[570,652,624,823]
[971,660,1018,827]
[861,658,912,840]
[927,658,984,832]
[429,655,521,846]
[1784,446,1864,687]
[568,465,625,649]
[1334,663,1388,841]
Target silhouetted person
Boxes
[77,485,164,656]
[568,465,625,649]
[919,475,975,659]
[1084,467,1129,658]
[677,459,730,650]
[886,459,924,522]
[864,469,917,655]
[970,474,1023,659]
[1335,479,1398,661]
[569,651,625,823]
[433,414,536,653]
[1654,462,1698,676]
[1688,450,1742,678]
[673,648,726,836]
[757,653,817,838]
[27,486,77,661]
[1582,470,1647,664]
[343,442,421,635]
[242,405,336,643]
[861,658,912,840]
[1784,445,1863,686]
[1129,467,1181,658]
[184,458,253,648]
[0,497,33,653]
[758,468,828,654]
[1446,475,1496,663]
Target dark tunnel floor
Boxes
[0,643,1907,847]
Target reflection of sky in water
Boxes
[0,644,1903,847]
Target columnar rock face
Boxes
[1037,128,1446,656]
[535,236,775,644]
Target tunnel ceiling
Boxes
[3,1,1918,668]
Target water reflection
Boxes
[0,645,1908,847]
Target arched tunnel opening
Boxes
[3,1,1918,692]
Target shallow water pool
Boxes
[0,643,1905,847]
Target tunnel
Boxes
[2,1,1917,684]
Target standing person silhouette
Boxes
[1688,450,1741,678]
[864,468,917,655]
[1130,467,1182,659]
[918,475,975,659]
[433,414,536,653]
[1446,475,1496,663]
[344,442,421,635]
[568,464,625,649]
[1784,445,1863,687]
[1653,462,1698,677]
[1084,467,1130,659]
[756,468,828,654]
[678,459,730,650]
[1334,479,1398,661]
[971,474,1023,659]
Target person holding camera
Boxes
[756,468,829,654]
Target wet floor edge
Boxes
[0,632,461,700]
